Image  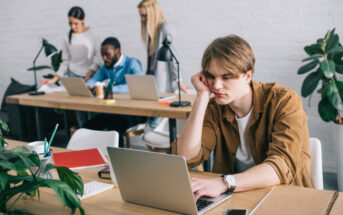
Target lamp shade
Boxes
[42,38,57,56]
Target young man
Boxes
[86,37,143,92]
[172,35,311,200]
[84,37,144,146]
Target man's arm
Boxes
[86,67,105,89]
[175,72,211,160]
[191,163,280,201]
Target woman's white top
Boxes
[56,29,102,77]
[235,108,256,173]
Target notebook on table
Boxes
[60,77,94,97]
[125,74,175,101]
[107,147,231,215]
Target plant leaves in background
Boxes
[327,80,343,111]
[27,65,52,71]
[318,98,337,122]
[298,60,319,74]
[301,70,322,97]
[304,44,323,56]
[326,34,339,52]
[320,60,335,78]
[51,51,62,72]
[0,118,9,133]
[302,54,323,62]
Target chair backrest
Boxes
[67,128,119,155]
[309,137,324,190]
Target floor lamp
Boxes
[29,38,57,96]
[157,38,190,107]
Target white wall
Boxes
[1,0,342,172]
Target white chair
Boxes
[67,128,119,155]
[309,137,324,190]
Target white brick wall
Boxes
[1,0,343,172]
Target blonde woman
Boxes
[138,0,190,130]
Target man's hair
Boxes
[138,0,166,53]
[201,35,255,78]
[101,37,121,50]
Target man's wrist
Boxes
[222,174,237,193]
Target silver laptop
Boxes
[60,77,93,97]
[107,147,231,215]
[125,75,175,101]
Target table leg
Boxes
[63,110,70,140]
[34,107,42,140]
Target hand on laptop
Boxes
[191,177,228,201]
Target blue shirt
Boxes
[86,55,143,93]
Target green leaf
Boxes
[326,34,339,52]
[320,60,336,78]
[55,166,84,195]
[336,63,343,74]
[27,65,52,71]
[301,70,322,97]
[327,46,343,55]
[42,179,84,215]
[302,54,323,62]
[298,60,319,74]
[0,172,9,190]
[304,44,323,55]
[318,98,337,122]
[0,118,9,133]
[51,51,63,72]
[327,80,343,111]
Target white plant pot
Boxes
[335,123,343,191]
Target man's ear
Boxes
[115,48,121,56]
[244,70,253,82]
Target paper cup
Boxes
[94,82,105,99]
[27,141,46,157]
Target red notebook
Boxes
[53,148,107,170]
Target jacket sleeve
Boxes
[86,66,105,89]
[263,90,310,184]
[112,58,143,93]
[172,102,218,168]
[160,22,179,91]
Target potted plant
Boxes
[0,118,85,214]
[298,28,343,191]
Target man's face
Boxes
[204,59,252,105]
[101,44,118,69]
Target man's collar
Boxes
[223,80,265,123]
[114,54,124,68]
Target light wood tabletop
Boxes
[6,92,195,119]
[6,139,342,215]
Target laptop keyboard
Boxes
[196,199,214,211]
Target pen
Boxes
[48,124,59,151]
[44,137,47,155]
[44,149,52,158]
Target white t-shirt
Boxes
[235,108,255,173]
[57,29,102,77]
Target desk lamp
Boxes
[29,38,57,96]
[157,38,190,107]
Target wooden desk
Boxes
[6,140,343,215]
[6,92,194,143]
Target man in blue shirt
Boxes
[86,37,143,93]
[84,37,145,146]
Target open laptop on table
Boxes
[107,147,231,215]
[60,77,94,97]
[125,74,175,101]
